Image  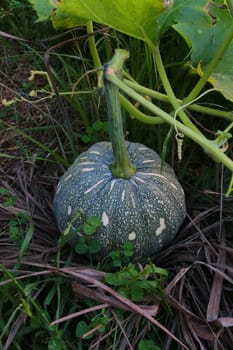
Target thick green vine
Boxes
[104,50,233,172]
[103,50,136,179]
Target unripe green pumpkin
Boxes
[54,49,186,259]
[54,141,185,259]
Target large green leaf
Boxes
[30,0,168,42]
[54,0,168,42]
[160,0,233,101]
[29,0,233,101]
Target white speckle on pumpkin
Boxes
[130,179,137,187]
[170,182,178,190]
[128,231,136,240]
[81,168,95,172]
[138,172,166,180]
[130,194,136,208]
[110,180,116,192]
[79,162,95,165]
[56,183,62,194]
[156,218,166,236]
[141,159,155,164]
[102,211,109,226]
[121,190,125,201]
[134,176,145,183]
[67,205,72,216]
[90,151,101,155]
[64,174,73,182]
[84,179,105,194]
[138,147,148,151]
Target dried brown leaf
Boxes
[213,317,233,328]
[207,243,226,322]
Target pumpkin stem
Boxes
[104,50,136,179]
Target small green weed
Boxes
[0,265,76,350]
[58,212,102,255]
[75,215,102,257]
[76,309,110,340]
[108,240,134,267]
[79,120,109,144]
[58,212,170,303]
[105,262,168,302]
[0,188,17,207]
[138,339,161,350]
[59,212,137,268]
[0,188,34,263]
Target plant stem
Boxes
[104,50,136,179]
[105,69,233,172]
[120,94,165,124]
[123,79,233,121]
[147,42,204,136]
[86,21,102,77]
[225,174,233,197]
[185,22,233,103]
